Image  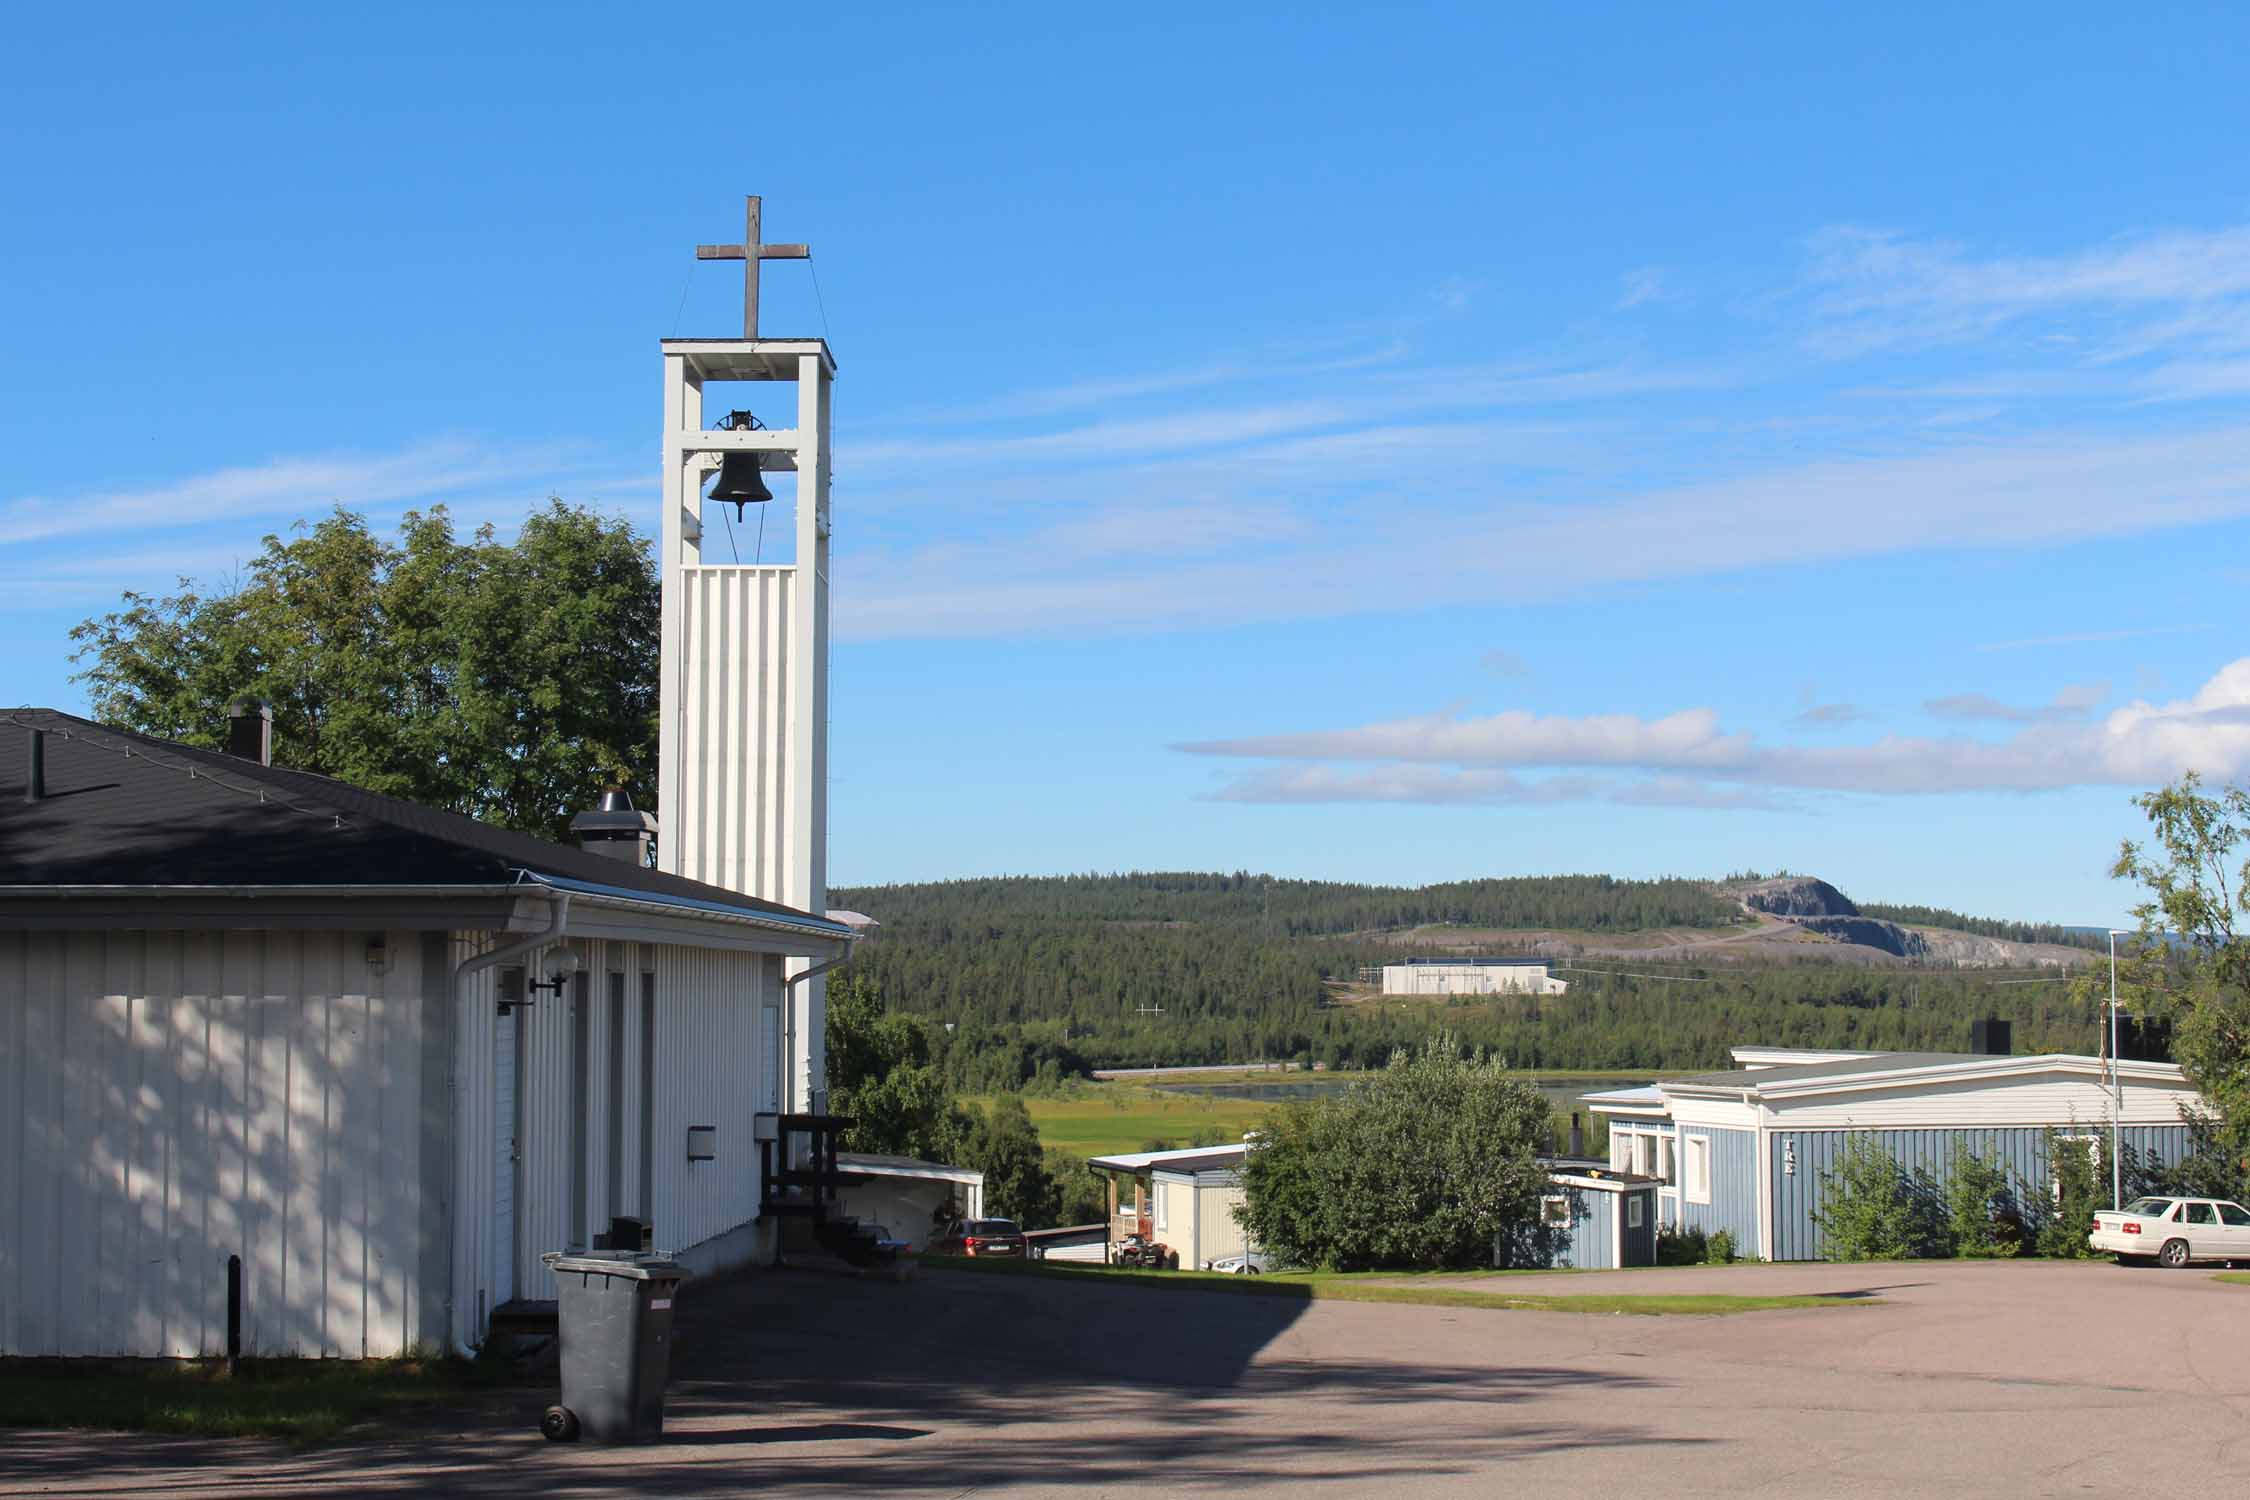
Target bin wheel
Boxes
[541,1405,581,1443]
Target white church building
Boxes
[0,199,921,1358]
[0,705,855,1358]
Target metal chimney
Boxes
[225,698,272,766]
[570,786,658,866]
[1568,1112,1585,1158]
[24,727,44,802]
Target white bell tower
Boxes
[655,195,832,1113]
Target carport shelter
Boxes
[1088,1144,1253,1269]
[0,708,853,1359]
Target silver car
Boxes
[2090,1196,2250,1267]
[1205,1249,1273,1275]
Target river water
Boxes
[1155,1075,1648,1118]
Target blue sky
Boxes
[6,4,2248,923]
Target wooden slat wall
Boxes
[449,936,774,1327]
[0,929,430,1358]
[673,566,796,903]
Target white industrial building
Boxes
[1,707,855,1359]
[1379,959,1568,997]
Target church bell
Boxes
[707,451,774,516]
[707,407,775,517]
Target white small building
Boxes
[1,708,859,1359]
[1380,959,1567,997]
[1088,1144,1253,1270]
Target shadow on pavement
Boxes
[0,1264,1711,1497]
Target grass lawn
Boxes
[2213,1271,2250,1286]
[925,1255,1871,1316]
[970,1085,1278,1157]
[0,1354,513,1443]
[987,1068,1671,1158]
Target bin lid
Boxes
[542,1250,689,1281]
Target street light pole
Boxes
[2109,929,2124,1212]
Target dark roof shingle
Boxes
[0,708,837,931]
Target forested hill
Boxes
[833,871,1737,937]
[1855,902,2105,951]
[827,870,2112,1088]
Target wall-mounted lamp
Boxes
[502,947,583,1015]
[527,946,584,1000]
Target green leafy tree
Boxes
[1235,1035,1552,1271]
[825,974,971,1162]
[2112,775,2250,1190]
[69,503,656,841]
[966,1095,1061,1228]
[1045,1150,1110,1226]
[1942,1143,2020,1258]
[2036,1133,2104,1259]
[1813,1134,1918,1261]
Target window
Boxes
[1542,1195,1573,1228]
[1683,1136,1712,1204]
[1631,1135,1655,1177]
[2219,1203,2250,1228]
[2185,1202,2217,1226]
[1627,1196,1645,1229]
[1155,1185,1168,1232]
[1611,1132,1632,1171]
[1658,1136,1676,1185]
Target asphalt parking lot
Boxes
[5,1257,2249,1497]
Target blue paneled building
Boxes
[1585,1046,2202,1262]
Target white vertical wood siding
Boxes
[1194,1180,1248,1265]
[449,934,778,1348]
[1,930,432,1358]
[669,565,797,902]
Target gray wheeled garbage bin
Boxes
[539,1250,690,1443]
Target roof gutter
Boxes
[514,871,854,944]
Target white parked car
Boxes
[1205,1249,1272,1275]
[2090,1196,2250,1267]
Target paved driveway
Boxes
[6,1258,2250,1497]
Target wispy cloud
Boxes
[1616,268,1667,310]
[1975,625,2207,653]
[1175,659,2250,800]
[1801,223,2250,383]
[1925,681,2108,724]
[1481,649,1531,678]
[1211,765,1790,812]
[1795,702,1869,726]
[839,420,2250,641]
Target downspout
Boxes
[780,946,854,1113]
[444,887,572,1356]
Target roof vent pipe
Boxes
[226,698,273,766]
[24,727,43,802]
[569,786,658,867]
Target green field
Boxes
[970,1084,1280,1157]
[981,1068,1666,1158]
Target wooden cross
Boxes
[695,196,810,340]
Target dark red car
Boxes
[937,1217,1026,1257]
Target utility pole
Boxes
[2109,929,2124,1212]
